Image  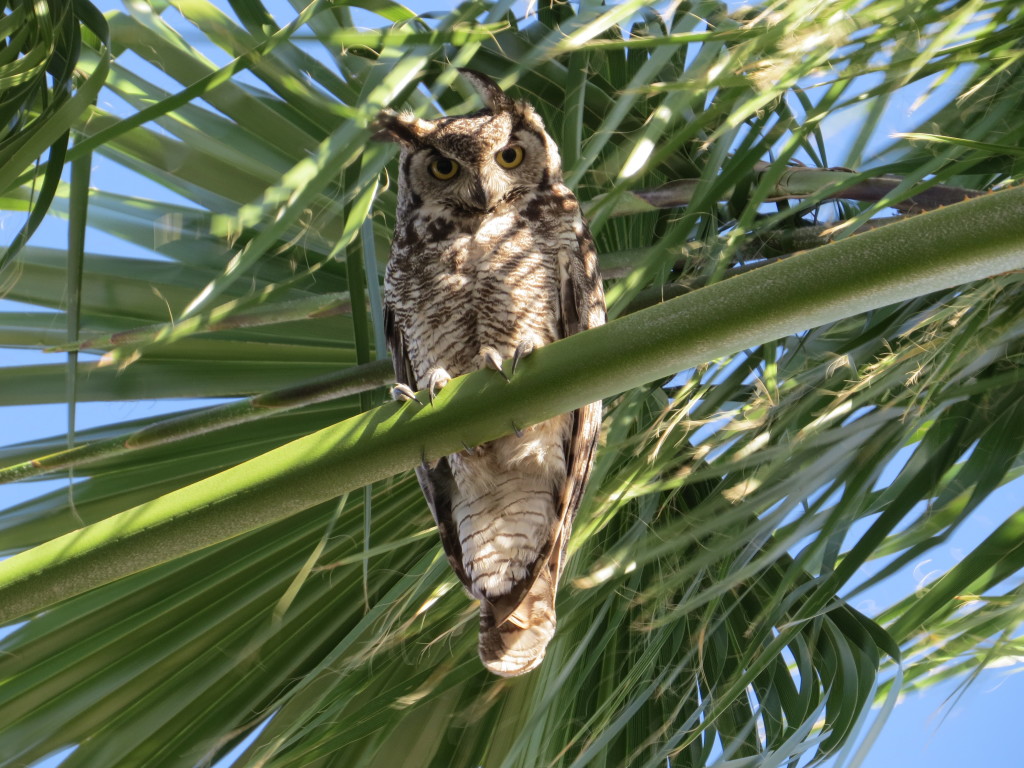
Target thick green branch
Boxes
[0,185,1022,624]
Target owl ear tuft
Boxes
[372,110,434,146]
[458,69,515,113]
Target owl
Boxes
[374,70,605,677]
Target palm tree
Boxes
[1,0,1023,765]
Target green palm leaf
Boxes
[0,0,110,270]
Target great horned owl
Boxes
[374,70,605,677]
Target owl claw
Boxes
[426,367,452,403]
[511,421,524,439]
[391,384,423,405]
[480,346,511,383]
[510,340,535,376]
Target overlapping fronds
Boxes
[0,0,110,270]
[1,1,1023,766]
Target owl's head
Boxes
[373,70,563,215]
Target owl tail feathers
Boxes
[477,567,557,677]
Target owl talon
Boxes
[480,346,511,383]
[511,340,535,376]
[392,384,423,405]
[512,421,524,439]
[426,367,452,403]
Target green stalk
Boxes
[0,185,1022,624]
[0,359,393,483]
[45,292,352,353]
[588,168,982,218]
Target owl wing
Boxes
[484,207,606,628]
[553,215,606,570]
[383,301,472,589]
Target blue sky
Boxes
[2,1,1022,766]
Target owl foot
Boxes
[391,384,423,405]
[425,367,452,403]
[480,346,511,383]
[511,339,535,376]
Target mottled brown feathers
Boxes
[379,70,605,676]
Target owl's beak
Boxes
[469,180,494,212]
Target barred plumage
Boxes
[375,70,605,676]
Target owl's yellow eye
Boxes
[496,145,524,169]
[429,157,459,180]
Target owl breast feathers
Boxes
[375,70,605,676]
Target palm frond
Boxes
[0,0,110,271]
